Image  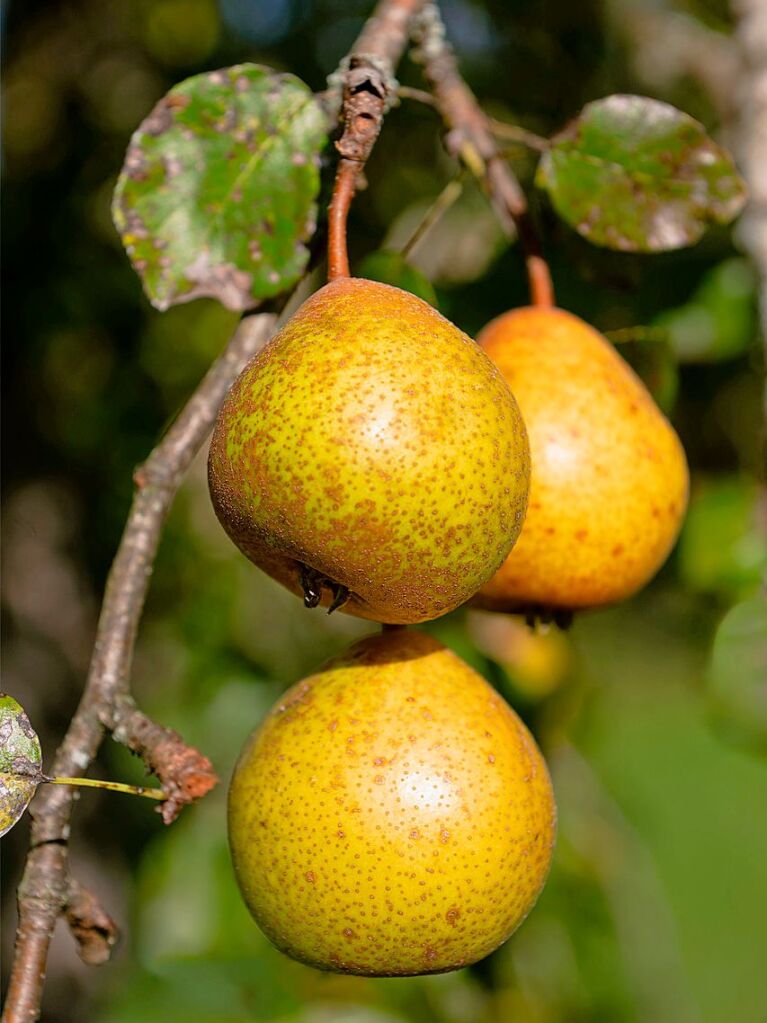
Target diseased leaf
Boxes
[0,694,43,837]
[708,597,767,756]
[537,94,746,252]
[112,64,327,312]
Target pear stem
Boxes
[328,158,360,280]
[45,776,166,801]
[412,2,555,309]
[328,1,425,281]
[527,253,555,308]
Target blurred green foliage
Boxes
[708,595,767,756]
[679,476,767,601]
[2,2,765,1023]
[655,258,758,363]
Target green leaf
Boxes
[678,478,767,601]
[356,251,438,307]
[112,64,327,312]
[654,258,758,363]
[0,694,43,837]
[708,596,767,755]
[537,95,746,252]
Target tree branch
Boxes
[3,311,274,1023]
[3,2,426,1020]
[411,2,554,308]
[328,0,427,280]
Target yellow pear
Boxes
[228,629,556,976]
[209,278,530,624]
[476,306,689,613]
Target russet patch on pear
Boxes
[228,629,556,976]
[209,278,530,624]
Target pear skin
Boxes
[228,629,556,976]
[477,306,689,612]
[209,278,530,624]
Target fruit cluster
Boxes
[209,273,688,976]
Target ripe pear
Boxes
[209,278,529,624]
[476,306,689,613]
[228,629,556,976]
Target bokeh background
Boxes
[2,1,766,1021]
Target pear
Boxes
[476,306,689,613]
[209,278,530,624]
[228,629,556,976]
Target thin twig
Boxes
[411,2,555,308]
[109,694,218,824]
[397,84,437,106]
[328,0,426,280]
[489,118,549,152]
[399,175,464,259]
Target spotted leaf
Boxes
[112,64,327,311]
[537,94,746,252]
[0,694,43,837]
